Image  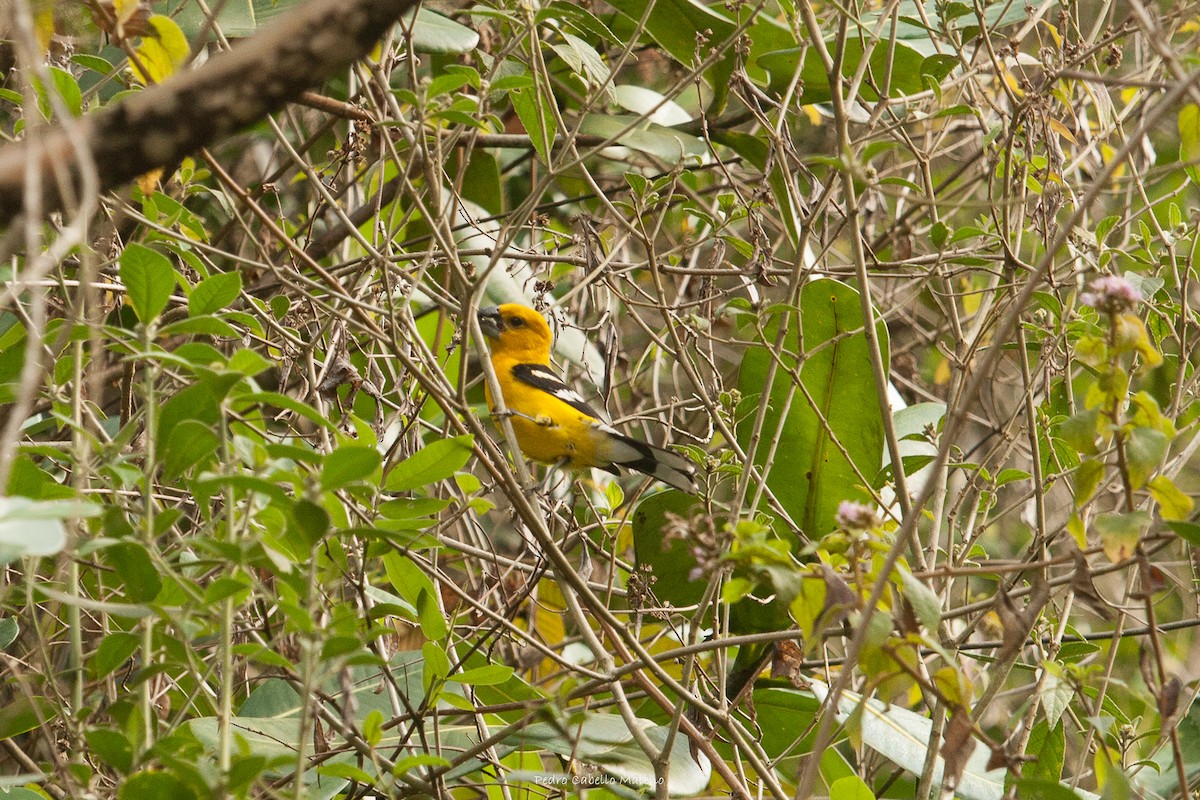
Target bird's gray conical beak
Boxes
[477,306,502,338]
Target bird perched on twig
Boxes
[477,303,698,494]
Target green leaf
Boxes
[119,243,177,323]
[577,114,707,162]
[930,220,949,249]
[34,65,82,118]
[204,576,251,605]
[510,85,557,165]
[1057,409,1099,455]
[290,499,330,547]
[239,678,301,717]
[1179,104,1200,185]
[789,571,829,642]
[385,435,474,492]
[188,271,243,315]
[604,0,735,74]
[405,7,480,54]
[161,419,220,480]
[91,632,140,679]
[447,664,515,686]
[381,553,447,638]
[85,729,134,775]
[0,788,52,800]
[551,32,613,101]
[1124,426,1166,490]
[72,53,116,76]
[830,775,876,800]
[428,72,473,100]
[0,618,16,650]
[631,490,708,607]
[898,567,941,632]
[118,771,197,800]
[1071,458,1104,508]
[735,282,889,538]
[1167,520,1200,546]
[228,347,272,377]
[1009,779,1090,800]
[758,38,956,103]
[417,588,448,640]
[103,541,163,603]
[0,696,52,740]
[1023,720,1065,783]
[422,642,451,686]
[321,446,382,490]
[158,315,240,339]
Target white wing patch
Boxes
[552,386,589,406]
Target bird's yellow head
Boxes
[477,303,554,362]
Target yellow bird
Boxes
[477,304,698,494]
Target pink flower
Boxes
[836,501,879,530]
[1080,276,1143,314]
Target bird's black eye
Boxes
[507,316,524,327]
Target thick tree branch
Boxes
[0,0,417,227]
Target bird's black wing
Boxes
[511,363,604,420]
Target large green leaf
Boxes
[119,243,177,323]
[735,281,888,539]
[631,490,708,608]
[510,84,557,166]
[758,38,958,103]
[604,0,793,110]
[603,0,736,74]
[578,114,707,162]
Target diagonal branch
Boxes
[0,0,417,227]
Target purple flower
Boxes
[836,500,879,531]
[1080,276,1143,314]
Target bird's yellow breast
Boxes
[485,356,600,469]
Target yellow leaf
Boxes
[1039,20,1063,47]
[932,354,951,386]
[135,168,163,195]
[34,5,55,56]
[1048,117,1078,145]
[1149,476,1194,521]
[960,276,981,315]
[132,15,189,85]
[114,0,141,24]
[1099,142,1126,181]
[998,63,1025,98]
[1067,514,1087,549]
[1094,512,1149,564]
[113,0,145,39]
[933,665,972,706]
[789,571,827,644]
